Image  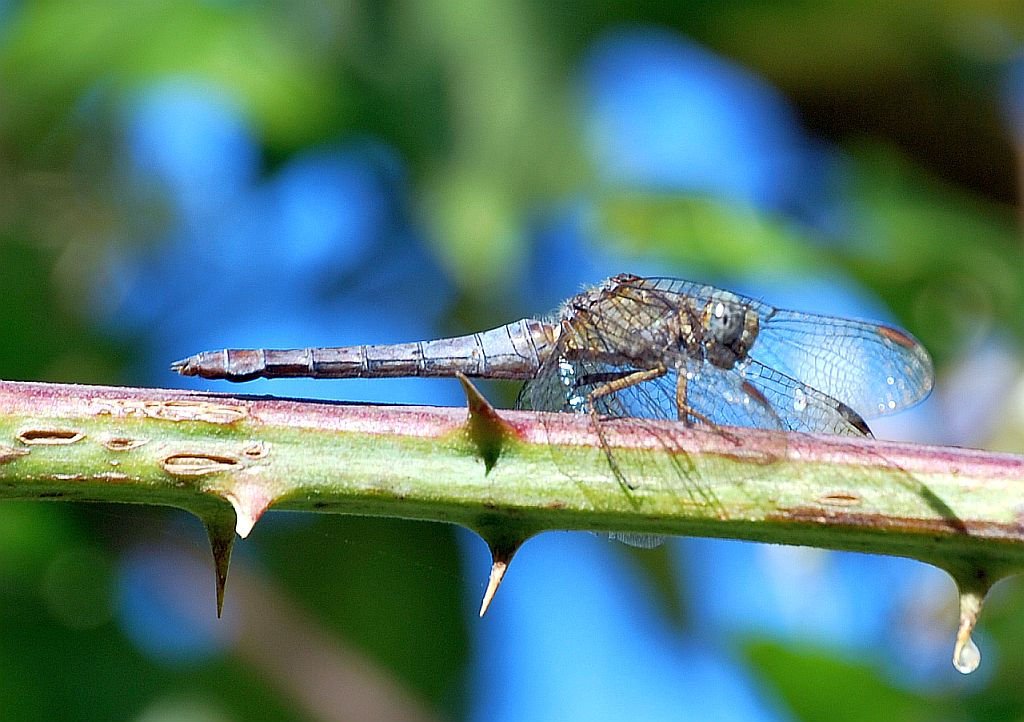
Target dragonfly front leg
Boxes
[585,363,667,493]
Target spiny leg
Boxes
[585,364,667,493]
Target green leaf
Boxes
[743,637,950,722]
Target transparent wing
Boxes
[518,353,870,436]
[516,355,721,547]
[515,274,897,547]
[598,357,868,437]
[611,275,934,419]
[732,359,870,436]
[516,356,628,416]
[754,311,933,419]
[607,532,664,548]
[518,356,781,430]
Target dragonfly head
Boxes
[702,292,759,369]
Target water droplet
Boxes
[877,403,886,413]
[887,400,897,409]
[685,371,694,380]
[886,376,895,386]
[954,585,985,674]
[792,389,807,412]
[954,635,981,674]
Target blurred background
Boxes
[2,1,1024,720]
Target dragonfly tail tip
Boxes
[170,356,196,376]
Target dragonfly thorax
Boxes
[698,292,759,370]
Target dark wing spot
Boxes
[837,402,872,436]
[876,325,918,349]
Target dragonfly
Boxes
[172,273,934,531]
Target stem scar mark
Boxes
[161,453,243,477]
[242,441,269,459]
[90,399,247,424]
[818,491,862,507]
[16,429,85,445]
[101,436,149,451]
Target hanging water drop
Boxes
[953,583,986,674]
[792,388,807,412]
[954,635,981,674]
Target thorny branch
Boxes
[0,378,1022,672]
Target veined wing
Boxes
[517,345,870,439]
[610,275,934,419]
[516,355,725,548]
[728,359,871,435]
[753,310,933,419]
[515,350,868,547]
[551,357,870,437]
[520,348,729,536]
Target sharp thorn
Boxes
[456,372,513,473]
[203,514,236,617]
[457,371,496,416]
[478,541,524,617]
[479,559,508,617]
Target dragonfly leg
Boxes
[672,368,753,446]
[677,380,784,446]
[676,372,690,426]
[673,371,725,429]
[585,364,667,493]
[588,364,667,403]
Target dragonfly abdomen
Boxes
[171,319,556,382]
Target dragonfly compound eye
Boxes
[703,294,759,369]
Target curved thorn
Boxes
[224,485,274,538]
